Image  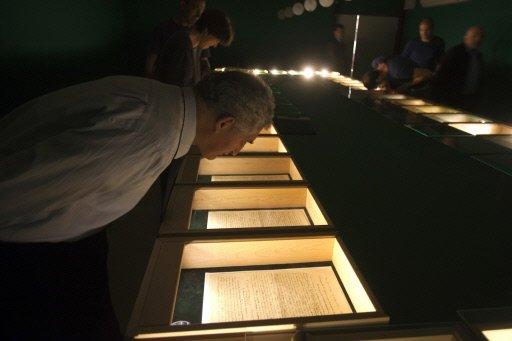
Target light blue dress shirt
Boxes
[0,76,196,242]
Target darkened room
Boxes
[1,0,511,340]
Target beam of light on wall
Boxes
[350,14,360,79]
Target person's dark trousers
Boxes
[1,229,122,341]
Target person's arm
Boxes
[200,48,211,78]
[411,68,433,85]
[145,24,164,78]
[145,54,159,78]
[401,40,413,59]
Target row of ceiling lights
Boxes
[277,0,335,20]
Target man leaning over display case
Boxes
[0,71,274,340]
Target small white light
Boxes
[319,0,334,7]
[288,70,299,75]
[303,67,314,79]
[270,69,279,75]
[319,69,329,77]
[292,2,305,16]
[284,6,294,18]
[304,0,317,12]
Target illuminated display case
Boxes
[241,136,288,153]
[159,184,332,235]
[259,124,278,135]
[458,307,512,341]
[448,123,512,136]
[423,113,491,124]
[403,105,463,114]
[186,136,288,155]
[127,233,388,340]
[389,99,431,106]
[175,155,305,185]
[484,136,512,150]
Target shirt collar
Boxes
[175,87,196,158]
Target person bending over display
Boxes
[0,71,274,340]
[154,9,234,86]
[363,55,433,92]
[145,0,206,79]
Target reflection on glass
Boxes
[424,113,491,123]
[404,105,462,114]
[484,136,512,149]
[379,94,409,100]
[449,123,512,135]
[392,99,430,106]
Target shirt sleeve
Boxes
[0,96,158,240]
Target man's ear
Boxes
[214,116,236,132]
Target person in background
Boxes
[401,18,445,71]
[326,23,349,74]
[154,9,233,86]
[145,0,206,78]
[431,26,484,107]
[363,55,432,92]
[0,71,274,340]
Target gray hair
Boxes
[195,71,275,134]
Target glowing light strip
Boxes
[350,15,360,79]
[134,324,296,339]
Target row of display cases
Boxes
[373,94,512,176]
[128,123,391,339]
[128,76,511,340]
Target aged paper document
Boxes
[201,266,352,323]
[211,174,290,182]
[207,209,310,229]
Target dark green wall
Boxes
[1,0,336,115]
[1,0,125,114]
[122,0,336,72]
[402,0,512,122]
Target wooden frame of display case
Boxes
[458,307,512,341]
[186,136,289,156]
[302,322,472,340]
[175,155,306,185]
[159,184,334,236]
[127,232,388,340]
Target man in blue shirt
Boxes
[401,18,445,71]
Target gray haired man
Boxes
[0,71,274,339]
